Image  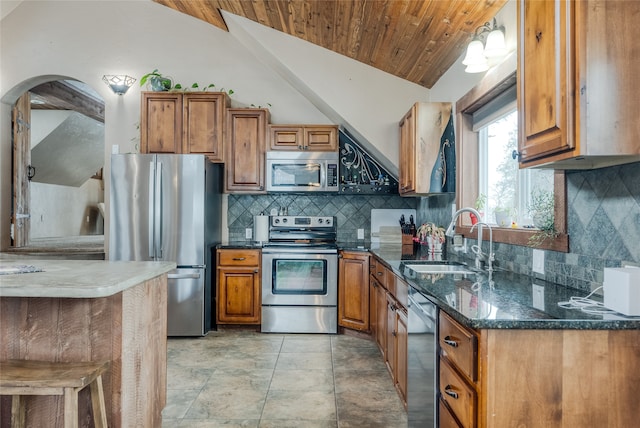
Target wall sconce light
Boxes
[102,75,136,95]
[462,18,507,73]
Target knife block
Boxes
[402,234,414,246]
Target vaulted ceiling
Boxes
[153,0,508,89]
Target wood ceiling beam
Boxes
[29,81,105,123]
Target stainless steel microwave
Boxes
[266,151,339,192]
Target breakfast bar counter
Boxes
[0,259,175,428]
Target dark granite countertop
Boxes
[370,246,640,331]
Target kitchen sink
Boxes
[404,263,473,275]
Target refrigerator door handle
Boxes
[167,273,202,280]
[148,162,156,258]
[155,161,163,259]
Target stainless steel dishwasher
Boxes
[407,286,437,427]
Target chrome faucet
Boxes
[445,207,485,270]
[470,221,494,273]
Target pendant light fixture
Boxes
[463,18,507,73]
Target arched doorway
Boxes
[8,76,105,257]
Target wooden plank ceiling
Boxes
[154,0,507,89]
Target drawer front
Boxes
[218,249,260,266]
[385,267,396,295]
[439,358,476,428]
[394,277,408,309]
[372,262,387,288]
[439,311,477,382]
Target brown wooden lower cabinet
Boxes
[439,399,463,428]
[365,256,408,408]
[338,251,370,331]
[374,277,388,357]
[364,255,640,427]
[216,249,261,325]
[439,310,640,427]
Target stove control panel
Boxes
[271,216,334,228]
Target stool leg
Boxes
[63,387,79,428]
[89,375,108,428]
[10,395,26,428]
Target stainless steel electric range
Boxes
[261,215,338,334]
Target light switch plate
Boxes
[532,249,545,275]
[245,228,252,239]
[357,229,365,240]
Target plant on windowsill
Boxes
[528,189,556,246]
[471,193,487,225]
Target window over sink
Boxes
[455,61,568,252]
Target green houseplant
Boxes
[528,189,556,245]
[139,69,172,91]
[471,193,487,225]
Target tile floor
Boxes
[162,331,408,427]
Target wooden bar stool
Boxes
[0,360,109,428]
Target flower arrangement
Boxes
[414,222,446,246]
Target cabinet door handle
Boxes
[443,336,459,348]
[298,145,303,150]
[377,272,383,276]
[233,257,246,261]
[254,269,259,273]
[392,330,397,337]
[512,150,521,161]
[444,385,459,399]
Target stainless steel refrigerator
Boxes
[110,154,222,336]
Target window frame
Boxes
[455,63,569,252]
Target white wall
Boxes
[30,180,104,238]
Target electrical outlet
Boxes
[532,249,545,275]
[357,229,364,240]
[532,283,545,311]
[245,228,252,239]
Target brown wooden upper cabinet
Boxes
[225,108,270,193]
[269,125,338,151]
[140,92,229,161]
[517,0,640,169]
[398,102,453,196]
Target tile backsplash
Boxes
[227,194,417,242]
[453,161,640,292]
[227,161,639,293]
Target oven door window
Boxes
[272,163,321,188]
[272,259,327,294]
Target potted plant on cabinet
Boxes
[139,69,172,91]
